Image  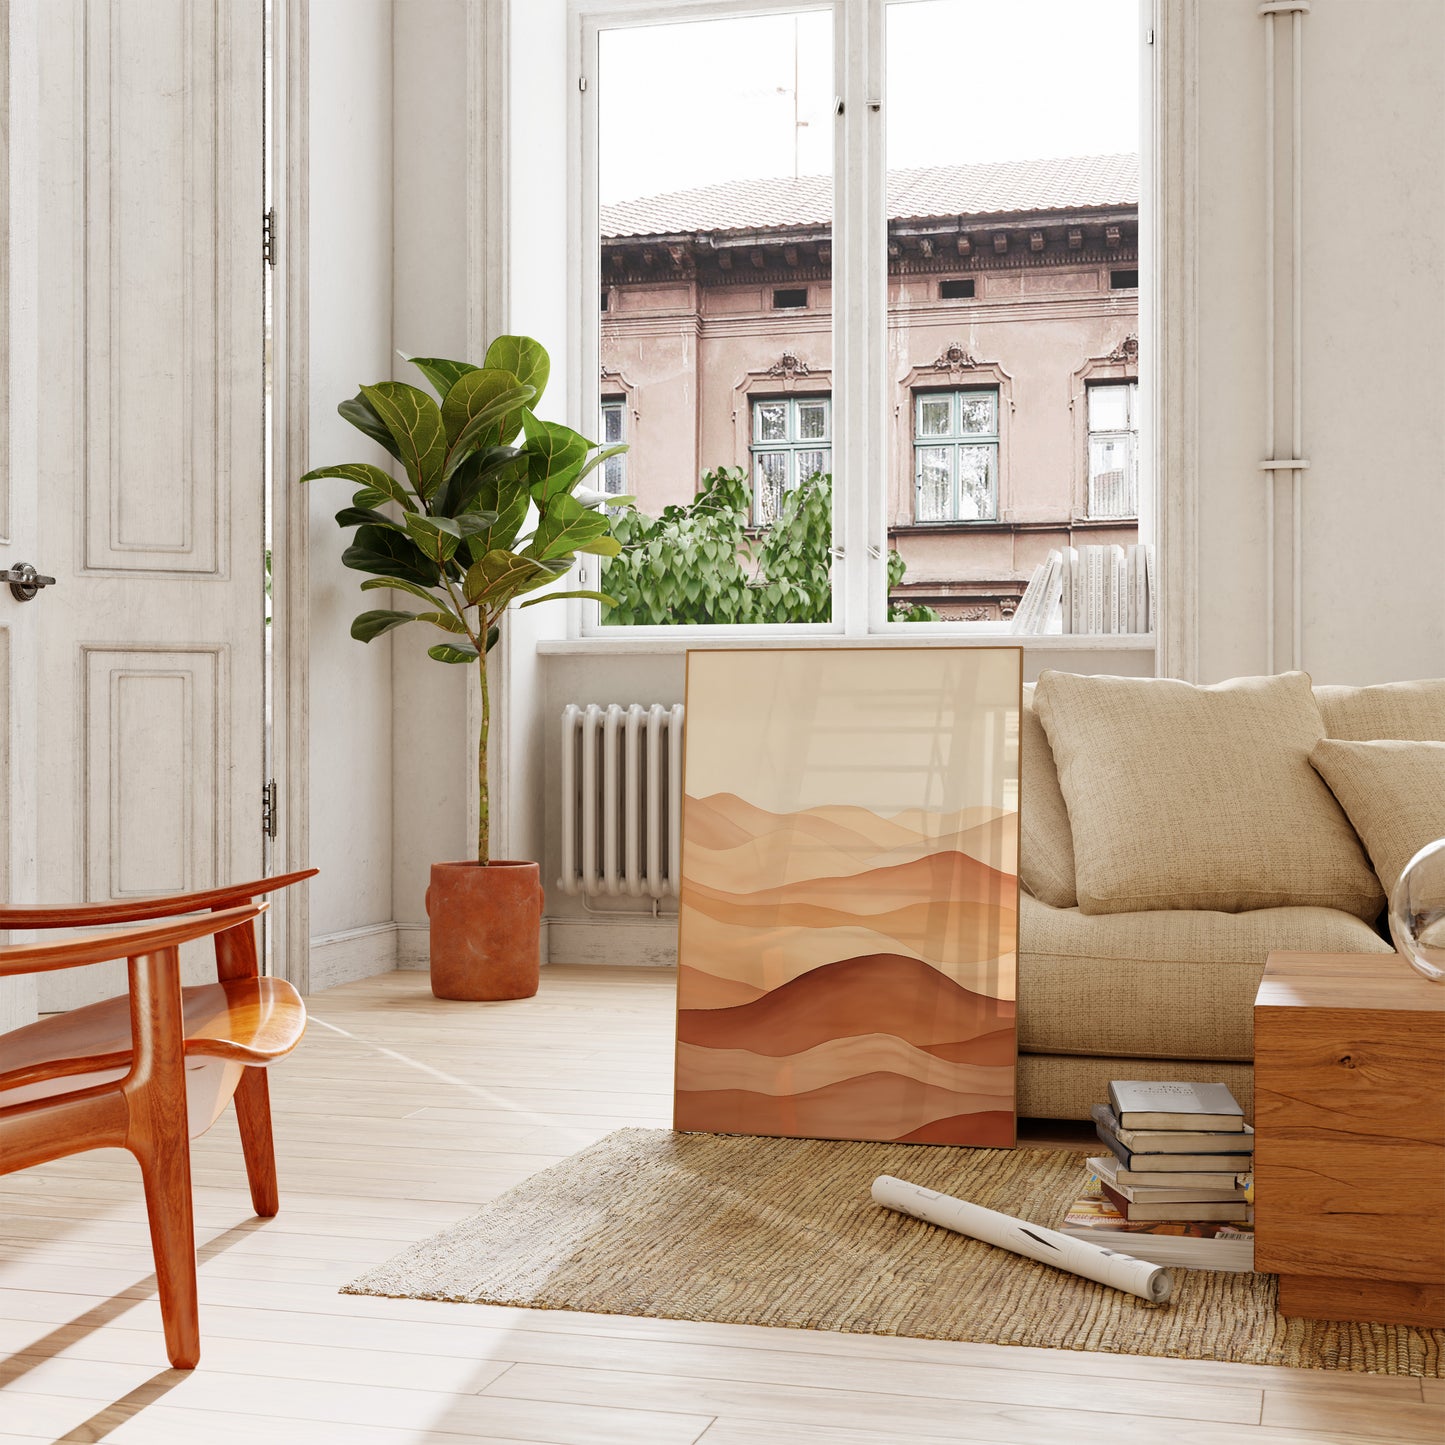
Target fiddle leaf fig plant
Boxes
[301,335,625,863]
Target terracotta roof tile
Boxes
[601,154,1138,239]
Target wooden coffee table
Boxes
[1254,951,1445,1327]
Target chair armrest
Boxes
[0,903,266,977]
[0,869,315,929]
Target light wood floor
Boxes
[1,965,1440,1444]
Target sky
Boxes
[598,0,1141,207]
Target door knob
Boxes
[1,562,56,601]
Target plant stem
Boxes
[477,637,490,864]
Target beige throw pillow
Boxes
[1033,670,1384,920]
[1309,739,1445,897]
[1315,679,1445,741]
[1019,684,1077,908]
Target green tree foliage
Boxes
[603,468,940,625]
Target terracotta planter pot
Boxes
[426,860,543,1001]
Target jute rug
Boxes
[343,1127,1444,1375]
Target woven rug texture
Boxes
[342,1127,1443,1376]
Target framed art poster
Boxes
[675,647,1021,1147]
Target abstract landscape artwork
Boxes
[675,647,1021,1147]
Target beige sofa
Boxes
[1016,677,1445,1121]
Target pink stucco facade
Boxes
[600,167,1139,619]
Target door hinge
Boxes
[1145,26,1155,44]
[262,779,279,839]
[579,75,588,92]
[263,207,278,268]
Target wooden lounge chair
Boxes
[0,870,316,1368]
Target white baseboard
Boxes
[307,922,399,993]
[544,914,678,967]
[396,921,430,971]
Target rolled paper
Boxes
[871,1174,1173,1304]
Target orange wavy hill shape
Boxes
[676,953,1015,1055]
[676,907,1017,999]
[683,891,1016,973]
[685,814,1016,892]
[687,849,1013,917]
[676,964,767,1010]
[676,1032,1016,1096]
[674,1069,1015,1144]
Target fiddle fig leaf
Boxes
[428,640,480,665]
[299,460,415,512]
[521,414,591,501]
[442,446,529,522]
[443,386,537,479]
[337,395,402,463]
[334,505,401,531]
[526,492,611,560]
[359,575,447,607]
[351,609,418,642]
[519,588,617,610]
[463,549,568,609]
[483,335,550,411]
[341,524,442,588]
[402,512,461,564]
[359,382,447,499]
[578,533,622,557]
[485,624,501,653]
[416,609,470,635]
[404,354,479,401]
[440,368,533,450]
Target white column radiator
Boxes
[558,703,685,899]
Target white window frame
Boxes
[751,395,832,525]
[912,388,1000,523]
[1085,380,1139,520]
[566,0,1161,647]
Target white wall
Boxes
[390,0,472,957]
[306,0,398,981]
[374,0,1445,973]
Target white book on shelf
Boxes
[1010,562,1047,636]
[1144,543,1156,633]
[1084,546,1104,635]
[1111,546,1127,634]
[1060,546,1078,634]
[1040,549,1064,633]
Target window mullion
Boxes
[832,0,885,636]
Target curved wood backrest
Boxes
[0,903,266,977]
[0,868,315,929]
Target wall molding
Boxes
[307,921,398,993]
[545,915,677,968]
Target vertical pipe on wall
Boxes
[1262,7,1276,676]
[1259,1,1310,675]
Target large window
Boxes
[913,389,999,523]
[752,396,831,524]
[581,0,1146,633]
[1086,381,1138,519]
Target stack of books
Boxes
[1060,1080,1255,1272]
[1010,543,1155,636]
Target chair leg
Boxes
[234,1066,280,1217]
[125,946,202,1370]
[137,1137,201,1369]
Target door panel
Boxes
[36,0,265,1012]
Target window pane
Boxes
[886,0,1140,621]
[796,400,828,441]
[916,447,952,521]
[917,396,951,437]
[796,449,828,482]
[597,9,834,625]
[957,445,997,520]
[602,403,624,444]
[957,391,996,437]
[1088,435,1135,518]
[755,451,790,524]
[603,454,626,495]
[1088,384,1129,433]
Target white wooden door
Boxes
[0,0,42,1031]
[32,0,267,1011]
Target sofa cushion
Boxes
[1018,890,1393,1062]
[1019,684,1078,909]
[1316,679,1445,741]
[1033,669,1384,920]
[1310,739,1445,897]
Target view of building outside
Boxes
[597,0,1140,623]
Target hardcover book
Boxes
[1106,1080,1245,1131]
[1062,1182,1255,1272]
[1091,1104,1254,1157]
[1099,1182,1251,1223]
[1088,1154,1251,1192]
